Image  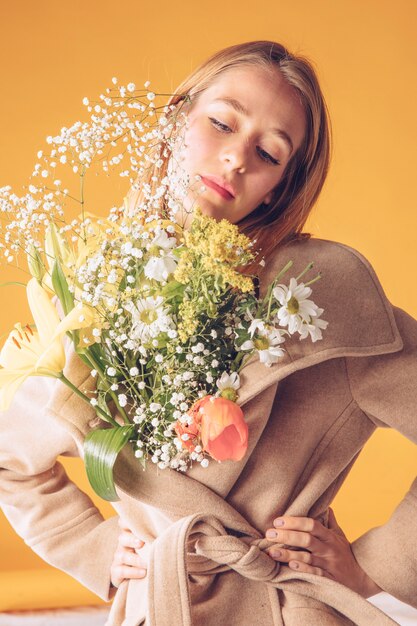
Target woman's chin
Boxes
[193,201,229,222]
[172,197,233,229]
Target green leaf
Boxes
[0,281,26,288]
[161,279,185,300]
[118,273,127,292]
[87,342,107,368]
[84,425,135,501]
[51,259,74,315]
[75,346,95,369]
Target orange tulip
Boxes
[201,395,249,462]
[175,395,248,462]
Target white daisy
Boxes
[216,371,240,391]
[144,229,177,282]
[124,296,173,343]
[241,323,286,367]
[273,278,321,334]
[247,318,265,337]
[144,254,177,282]
[298,307,329,342]
[216,371,241,400]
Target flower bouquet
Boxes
[0,79,328,500]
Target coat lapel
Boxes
[237,237,403,407]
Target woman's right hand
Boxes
[110,517,148,588]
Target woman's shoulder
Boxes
[262,236,384,291]
[267,235,375,267]
[260,236,403,353]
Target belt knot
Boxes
[194,526,280,582]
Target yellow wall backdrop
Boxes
[0,0,416,610]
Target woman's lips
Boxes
[201,176,235,200]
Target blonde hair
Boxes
[129,41,332,265]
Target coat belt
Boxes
[144,513,397,626]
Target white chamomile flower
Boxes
[216,371,241,402]
[124,295,173,342]
[241,323,286,367]
[297,307,329,342]
[216,371,240,391]
[247,318,265,338]
[144,229,178,282]
[273,278,321,334]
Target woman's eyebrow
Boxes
[212,97,294,155]
[213,96,249,116]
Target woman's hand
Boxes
[265,508,382,598]
[110,517,148,589]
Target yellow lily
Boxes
[41,224,75,294]
[0,278,94,411]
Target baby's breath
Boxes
[0,77,328,476]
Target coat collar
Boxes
[237,237,403,407]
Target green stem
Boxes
[59,373,119,427]
[236,351,254,373]
[266,289,274,322]
[295,261,314,282]
[273,259,293,282]
[256,260,293,318]
[304,272,322,287]
[80,169,87,243]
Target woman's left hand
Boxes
[265,507,382,598]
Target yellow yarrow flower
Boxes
[173,250,194,285]
[175,208,255,291]
[177,299,199,342]
[184,207,254,266]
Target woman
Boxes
[0,41,416,626]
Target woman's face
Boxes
[168,64,306,227]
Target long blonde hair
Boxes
[128,41,332,264]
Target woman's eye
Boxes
[209,117,281,166]
[209,117,232,132]
[257,147,281,166]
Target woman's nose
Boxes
[221,140,249,173]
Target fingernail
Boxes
[272,549,282,558]
[290,561,299,569]
[266,530,277,538]
[138,569,147,577]
[273,518,285,527]
[134,539,144,547]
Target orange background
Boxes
[0,0,416,610]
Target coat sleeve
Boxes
[345,303,417,608]
[0,375,120,601]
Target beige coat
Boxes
[0,237,416,626]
